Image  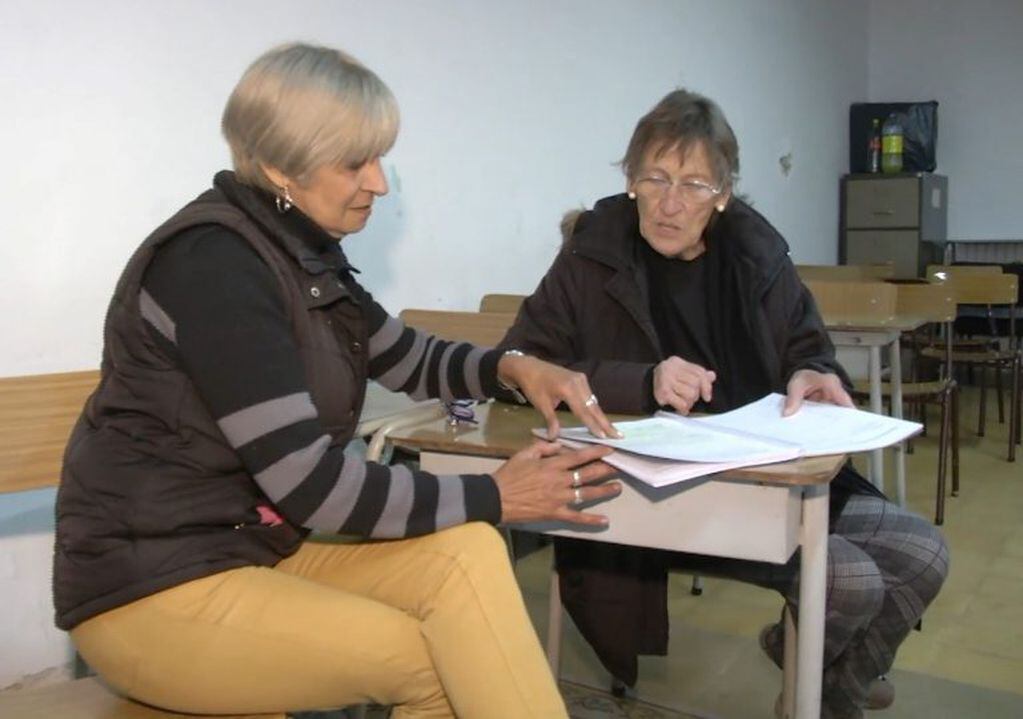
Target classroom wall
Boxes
[0,0,867,688]
[867,0,1023,240]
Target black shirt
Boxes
[642,241,717,373]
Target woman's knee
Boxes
[827,538,886,623]
[425,522,510,566]
[899,513,950,605]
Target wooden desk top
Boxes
[390,401,843,487]
[823,314,928,332]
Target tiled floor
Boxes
[514,384,1023,718]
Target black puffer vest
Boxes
[55,172,369,630]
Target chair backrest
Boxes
[478,293,526,314]
[894,283,957,323]
[398,309,514,347]
[796,263,895,282]
[0,370,99,494]
[803,280,898,321]
[926,266,1019,305]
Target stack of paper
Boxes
[556,393,922,487]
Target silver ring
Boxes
[584,394,599,408]
[571,469,582,488]
[573,487,583,505]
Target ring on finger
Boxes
[584,394,599,408]
[572,487,583,505]
[571,469,582,488]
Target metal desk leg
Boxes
[890,337,906,505]
[796,484,829,719]
[869,345,884,491]
[781,606,797,718]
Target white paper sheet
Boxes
[692,393,921,457]
[558,437,795,488]
[554,393,922,488]
[558,415,799,463]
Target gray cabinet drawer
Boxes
[845,178,919,228]
[845,230,920,277]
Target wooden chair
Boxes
[923,264,1007,351]
[923,269,1020,461]
[802,279,898,321]
[0,370,99,494]
[851,283,959,523]
[478,293,526,314]
[0,370,371,718]
[796,263,895,282]
[803,280,899,489]
[398,308,515,347]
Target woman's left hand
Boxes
[782,369,854,416]
[497,353,622,440]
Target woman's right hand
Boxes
[492,441,621,526]
[653,355,716,414]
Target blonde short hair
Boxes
[222,43,399,191]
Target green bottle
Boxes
[881,113,904,174]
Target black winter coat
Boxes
[500,193,879,684]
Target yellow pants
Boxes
[71,523,566,718]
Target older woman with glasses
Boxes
[53,43,625,719]
[499,89,949,719]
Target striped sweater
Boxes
[141,221,502,540]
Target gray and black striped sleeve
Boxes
[350,284,504,400]
[140,226,501,538]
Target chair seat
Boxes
[0,677,287,719]
[919,347,1018,363]
[852,379,951,399]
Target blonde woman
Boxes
[55,43,620,718]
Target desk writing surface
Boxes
[390,401,841,487]
[822,314,927,332]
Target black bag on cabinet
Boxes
[849,101,938,174]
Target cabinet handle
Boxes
[872,209,895,216]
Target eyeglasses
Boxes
[632,175,723,204]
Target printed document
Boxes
[556,393,921,488]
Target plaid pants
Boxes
[753,494,950,718]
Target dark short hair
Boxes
[620,89,739,188]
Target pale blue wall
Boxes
[0,0,868,687]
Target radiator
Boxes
[949,240,1023,264]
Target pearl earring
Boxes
[716,203,725,213]
[628,191,637,200]
[275,186,293,214]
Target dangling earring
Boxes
[628,191,637,200]
[275,185,293,214]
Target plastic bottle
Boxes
[881,113,904,174]
[867,118,881,173]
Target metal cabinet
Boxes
[840,174,947,277]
